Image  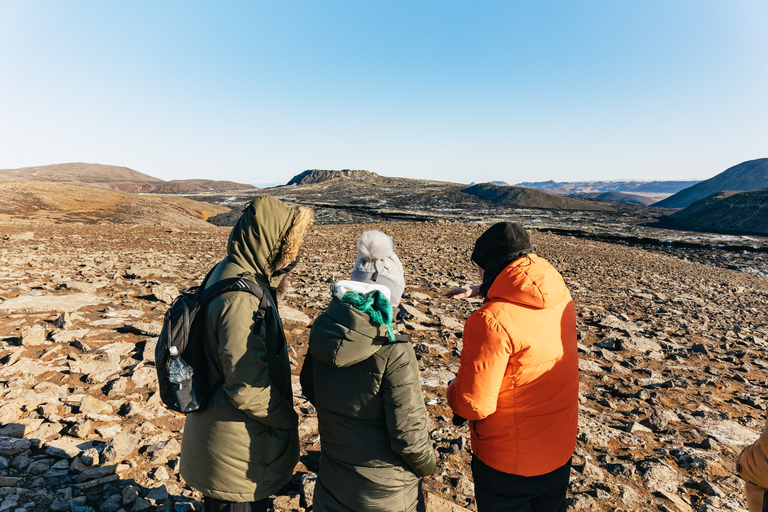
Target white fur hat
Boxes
[350,230,405,306]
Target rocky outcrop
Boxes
[286,169,377,186]
[655,158,768,208]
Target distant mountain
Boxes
[469,180,510,186]
[287,169,377,186]
[664,188,768,235]
[0,163,257,193]
[516,179,700,197]
[654,158,768,208]
[463,183,612,211]
[153,179,257,194]
[571,191,657,206]
[0,162,161,184]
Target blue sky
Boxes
[1,1,767,186]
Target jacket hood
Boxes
[226,195,314,289]
[308,298,392,368]
[485,254,569,309]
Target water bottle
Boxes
[167,346,202,413]
[168,346,194,384]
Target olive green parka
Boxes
[300,295,436,512]
[179,196,313,502]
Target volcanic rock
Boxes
[0,292,108,313]
[19,324,47,346]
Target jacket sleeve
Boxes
[738,418,768,489]
[447,309,511,421]
[215,293,298,429]
[381,344,436,477]
[299,351,316,405]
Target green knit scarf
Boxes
[340,290,395,342]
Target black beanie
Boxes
[471,222,533,269]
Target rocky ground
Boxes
[1,216,768,511]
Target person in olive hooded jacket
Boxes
[300,230,436,512]
[179,196,314,512]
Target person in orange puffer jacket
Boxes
[446,222,579,512]
[737,420,768,511]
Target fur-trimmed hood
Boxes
[226,195,314,289]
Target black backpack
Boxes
[155,269,270,413]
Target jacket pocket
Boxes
[262,426,299,486]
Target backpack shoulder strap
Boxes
[198,276,272,335]
[392,332,412,343]
[233,278,271,324]
[374,332,413,344]
[193,277,270,396]
[199,277,265,304]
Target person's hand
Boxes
[444,285,480,300]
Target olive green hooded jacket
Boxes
[179,196,313,502]
[300,296,436,512]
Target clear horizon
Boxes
[1,1,766,186]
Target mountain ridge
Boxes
[516,179,700,198]
[0,162,257,193]
[570,191,657,206]
[462,183,613,211]
[662,187,768,235]
[655,158,768,208]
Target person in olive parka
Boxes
[300,230,436,512]
[179,196,314,512]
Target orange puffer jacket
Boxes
[447,254,579,477]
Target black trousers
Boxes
[204,497,269,512]
[471,456,572,512]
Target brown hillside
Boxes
[0,181,229,226]
[0,163,162,185]
[463,183,613,211]
[576,191,658,206]
[668,188,768,235]
[655,157,768,208]
[0,163,257,193]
